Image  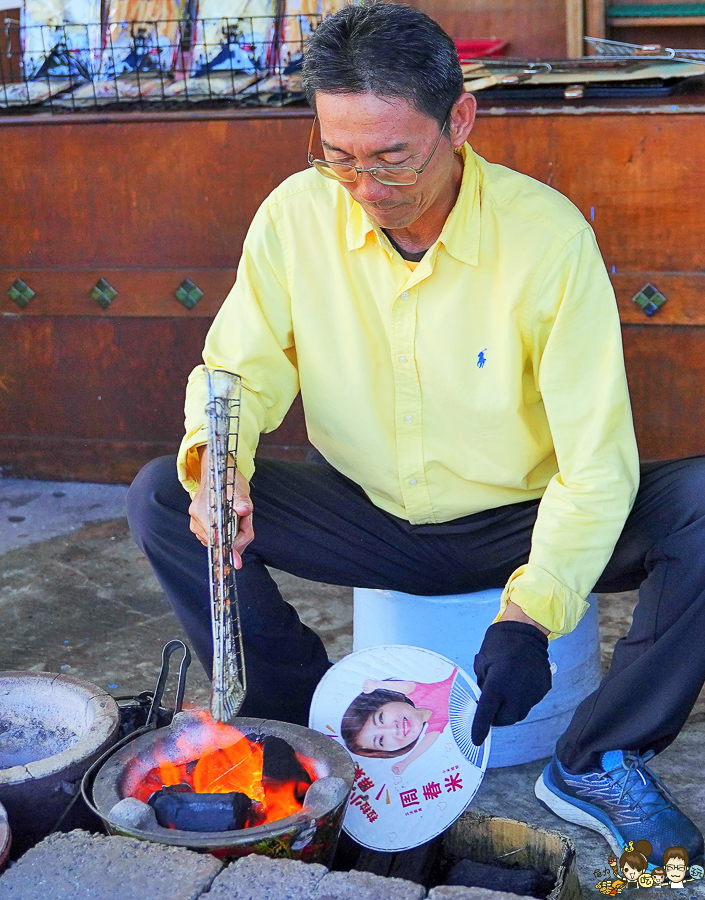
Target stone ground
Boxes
[0,830,518,900]
[1,478,704,897]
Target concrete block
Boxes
[208,853,328,898]
[428,887,526,900]
[313,869,426,900]
[0,829,222,900]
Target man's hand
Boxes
[188,446,254,569]
[470,617,552,747]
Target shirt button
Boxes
[404,415,413,423]
[398,355,408,363]
[401,291,409,300]
[409,478,417,486]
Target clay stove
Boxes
[91,710,354,866]
[0,671,120,853]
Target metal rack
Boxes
[205,367,246,725]
[1,12,318,111]
[586,35,705,60]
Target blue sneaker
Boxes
[535,750,704,868]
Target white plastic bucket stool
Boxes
[352,587,602,768]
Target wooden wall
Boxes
[0,112,313,481]
[402,0,568,57]
[1,105,704,482]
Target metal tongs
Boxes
[76,640,191,830]
[205,367,247,723]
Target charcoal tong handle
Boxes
[147,640,192,727]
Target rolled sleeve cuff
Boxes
[176,428,256,499]
[495,563,590,639]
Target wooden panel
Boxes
[0,269,237,317]
[2,108,705,479]
[0,317,209,444]
[2,420,311,482]
[622,326,705,460]
[6,268,701,324]
[0,315,311,481]
[566,0,586,56]
[614,273,705,325]
[469,113,705,272]
[0,115,312,270]
[0,11,21,85]
[609,23,705,45]
[586,0,607,38]
[4,110,704,277]
[0,435,181,483]
[401,0,568,58]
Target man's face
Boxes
[665,858,687,884]
[314,92,464,232]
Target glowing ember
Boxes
[131,711,314,829]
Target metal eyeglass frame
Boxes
[307,114,451,186]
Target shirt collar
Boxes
[345,143,481,267]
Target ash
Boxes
[0,716,78,768]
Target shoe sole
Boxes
[535,771,705,873]
[535,771,624,859]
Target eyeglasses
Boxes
[666,865,686,872]
[307,114,449,187]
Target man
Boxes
[663,848,690,888]
[127,1,705,866]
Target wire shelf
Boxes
[586,35,705,62]
[1,12,320,111]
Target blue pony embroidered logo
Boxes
[477,349,487,369]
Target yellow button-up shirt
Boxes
[179,145,639,638]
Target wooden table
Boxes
[1,95,704,481]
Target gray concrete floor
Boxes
[0,479,704,896]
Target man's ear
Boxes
[450,92,477,149]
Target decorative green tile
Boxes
[90,278,118,310]
[175,279,203,310]
[7,279,35,309]
[632,282,667,317]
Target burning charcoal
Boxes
[444,859,556,898]
[165,782,193,793]
[148,786,253,832]
[261,735,312,791]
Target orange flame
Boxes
[131,711,313,828]
[262,778,309,825]
[192,737,265,804]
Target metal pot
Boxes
[92,710,354,866]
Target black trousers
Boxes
[126,453,705,773]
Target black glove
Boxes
[471,621,552,746]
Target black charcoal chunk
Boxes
[148,787,252,832]
[444,860,556,899]
[261,735,312,790]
